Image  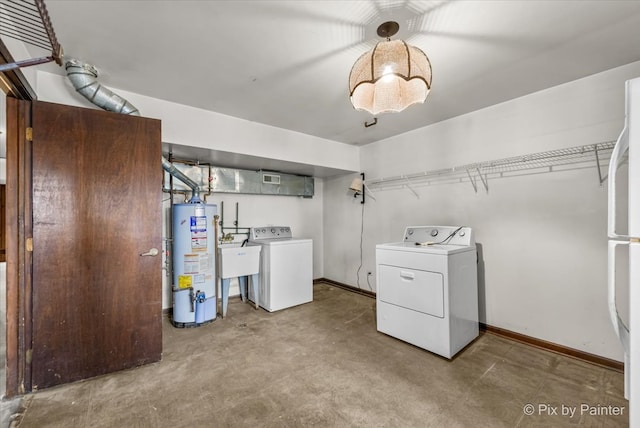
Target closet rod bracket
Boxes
[594,143,607,185]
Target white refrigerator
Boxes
[608,77,640,425]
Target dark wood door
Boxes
[30,101,162,390]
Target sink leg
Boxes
[239,276,247,302]
[251,273,259,310]
[221,278,230,318]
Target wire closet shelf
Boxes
[366,141,618,195]
[0,0,63,71]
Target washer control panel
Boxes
[402,226,474,247]
[250,226,292,240]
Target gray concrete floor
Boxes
[7,283,628,427]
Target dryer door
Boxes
[378,264,444,318]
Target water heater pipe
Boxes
[160,157,201,203]
[64,57,202,203]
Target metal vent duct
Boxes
[163,164,314,198]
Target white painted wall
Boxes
[33,70,332,311]
[323,61,640,362]
[161,182,324,309]
[34,71,359,175]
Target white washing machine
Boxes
[248,226,313,312]
[376,226,479,359]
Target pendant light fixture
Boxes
[349,21,432,115]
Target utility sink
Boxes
[218,244,261,279]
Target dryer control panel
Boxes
[250,226,292,241]
[403,226,474,247]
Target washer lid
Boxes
[249,237,312,246]
[376,241,475,255]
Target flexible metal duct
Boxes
[65,58,139,115]
[64,57,201,202]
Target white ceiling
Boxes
[13,1,640,170]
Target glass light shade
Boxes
[349,39,432,115]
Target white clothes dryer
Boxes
[376,226,479,359]
[248,226,313,312]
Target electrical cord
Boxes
[356,201,364,289]
[356,200,371,291]
[438,226,464,244]
[415,226,464,246]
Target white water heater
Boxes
[172,203,217,327]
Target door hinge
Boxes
[26,348,33,364]
[26,127,33,141]
[26,237,33,252]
